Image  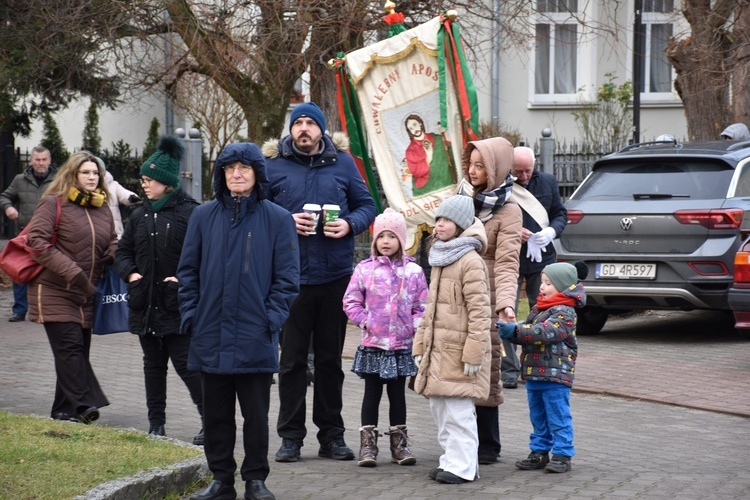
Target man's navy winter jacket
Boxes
[178,143,300,375]
[264,134,377,285]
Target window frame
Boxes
[529,1,596,107]
[632,0,681,103]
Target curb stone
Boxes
[74,454,209,500]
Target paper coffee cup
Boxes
[303,203,321,235]
[322,204,340,225]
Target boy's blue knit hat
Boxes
[290,102,326,133]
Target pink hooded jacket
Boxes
[342,208,428,351]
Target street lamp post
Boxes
[632,0,644,144]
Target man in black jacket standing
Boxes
[0,146,56,322]
[505,146,567,389]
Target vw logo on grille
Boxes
[620,218,633,231]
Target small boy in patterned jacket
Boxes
[497,262,586,473]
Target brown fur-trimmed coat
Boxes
[461,137,523,407]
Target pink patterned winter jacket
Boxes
[343,254,428,351]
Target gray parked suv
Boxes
[554,139,750,334]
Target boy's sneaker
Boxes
[515,451,549,470]
[545,455,572,473]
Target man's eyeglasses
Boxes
[222,164,253,174]
[78,169,100,177]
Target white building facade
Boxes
[17,1,688,154]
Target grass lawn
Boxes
[0,410,204,499]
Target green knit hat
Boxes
[543,263,578,292]
[140,136,184,188]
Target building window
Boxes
[531,0,593,105]
[639,0,676,98]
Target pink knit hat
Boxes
[371,208,407,256]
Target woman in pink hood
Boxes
[459,137,523,465]
[343,208,428,468]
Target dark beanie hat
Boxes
[140,136,184,188]
[290,102,326,133]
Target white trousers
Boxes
[429,396,478,481]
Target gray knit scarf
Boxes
[428,236,482,267]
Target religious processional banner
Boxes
[342,16,475,254]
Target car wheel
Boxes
[576,306,609,335]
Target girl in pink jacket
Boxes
[343,208,428,468]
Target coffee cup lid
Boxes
[303,203,322,210]
[322,204,340,210]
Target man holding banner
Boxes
[263,102,377,463]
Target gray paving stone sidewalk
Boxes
[1,285,750,499]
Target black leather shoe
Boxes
[76,407,99,424]
[51,412,74,421]
[193,428,204,446]
[245,479,275,500]
[8,313,25,322]
[318,438,355,460]
[503,378,518,389]
[275,438,301,462]
[478,453,499,464]
[189,480,236,500]
[148,424,166,436]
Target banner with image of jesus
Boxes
[344,16,472,254]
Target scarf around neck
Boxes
[149,187,178,213]
[535,292,577,311]
[428,236,482,267]
[68,186,105,208]
[456,173,514,222]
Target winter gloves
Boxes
[128,194,142,204]
[414,355,481,377]
[526,237,543,262]
[463,363,481,376]
[497,321,517,340]
[533,227,557,247]
[72,272,97,298]
[526,227,557,263]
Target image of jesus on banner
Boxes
[403,113,455,198]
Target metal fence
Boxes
[532,132,626,200]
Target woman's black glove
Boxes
[72,272,97,298]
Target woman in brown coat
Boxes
[458,137,523,464]
[26,151,117,423]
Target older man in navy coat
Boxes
[179,142,299,500]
